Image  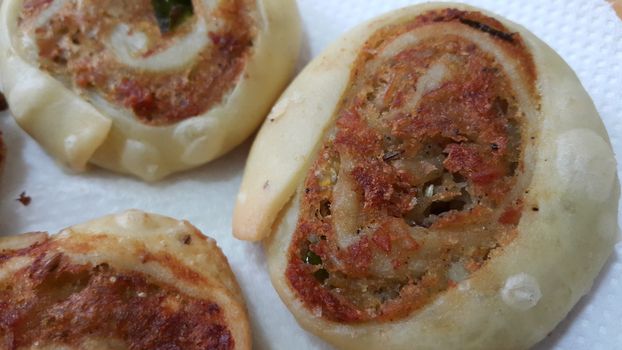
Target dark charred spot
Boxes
[382,150,403,162]
[314,269,329,283]
[0,93,8,111]
[459,18,515,43]
[493,97,509,116]
[319,199,331,218]
[428,199,467,216]
[94,263,110,272]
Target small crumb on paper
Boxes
[17,192,31,206]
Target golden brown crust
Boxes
[0,211,251,350]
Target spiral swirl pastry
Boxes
[0,210,251,349]
[0,0,300,180]
[234,4,619,349]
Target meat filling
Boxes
[19,0,256,125]
[0,241,234,350]
[286,9,536,323]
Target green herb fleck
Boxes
[152,0,194,34]
[303,250,322,265]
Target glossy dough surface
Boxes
[0,0,300,180]
[0,210,251,350]
[235,3,620,349]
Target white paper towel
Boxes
[0,0,620,349]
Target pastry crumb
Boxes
[17,192,31,206]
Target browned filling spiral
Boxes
[19,0,256,125]
[286,9,537,323]
[0,238,234,349]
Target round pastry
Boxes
[0,0,301,180]
[233,3,620,349]
[0,210,251,349]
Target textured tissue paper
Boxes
[0,0,621,349]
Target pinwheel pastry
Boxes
[233,3,620,349]
[0,210,251,349]
[0,0,300,180]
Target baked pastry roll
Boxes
[233,3,620,349]
[0,210,251,349]
[0,0,300,180]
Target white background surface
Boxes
[1,0,621,349]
